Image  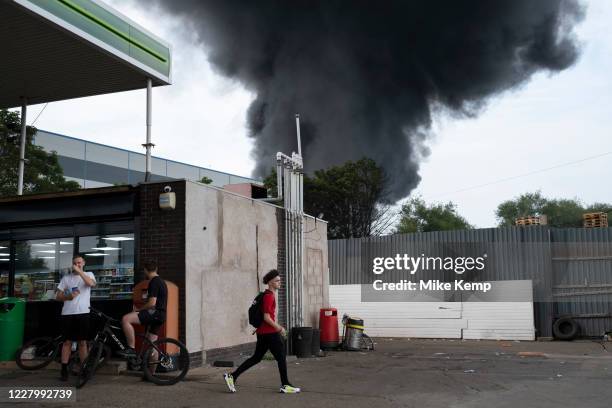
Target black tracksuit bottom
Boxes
[232,332,290,386]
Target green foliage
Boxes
[0,109,80,197]
[263,168,278,198]
[264,158,390,239]
[199,176,213,184]
[495,191,548,227]
[308,158,389,238]
[395,197,473,233]
[496,191,612,227]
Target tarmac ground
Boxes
[1,338,611,408]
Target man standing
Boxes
[119,261,167,357]
[56,255,96,381]
[224,269,301,394]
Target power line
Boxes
[428,151,612,199]
[30,103,49,126]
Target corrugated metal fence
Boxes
[329,226,612,338]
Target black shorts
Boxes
[137,310,165,335]
[61,313,90,341]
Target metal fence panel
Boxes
[329,226,612,337]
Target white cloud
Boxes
[415,0,612,227]
[24,0,256,178]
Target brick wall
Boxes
[137,180,186,344]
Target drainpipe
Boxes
[144,78,154,182]
[17,98,27,195]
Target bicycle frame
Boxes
[93,319,164,368]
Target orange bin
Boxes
[133,279,179,353]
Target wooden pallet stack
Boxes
[515,215,547,226]
[583,212,608,228]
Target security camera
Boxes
[163,186,172,193]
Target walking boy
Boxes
[56,255,96,381]
[224,269,301,394]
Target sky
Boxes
[18,0,612,228]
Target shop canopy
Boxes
[0,0,172,109]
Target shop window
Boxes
[80,234,134,300]
[14,238,74,301]
[0,241,9,298]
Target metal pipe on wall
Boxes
[299,170,305,326]
[17,98,27,195]
[144,78,153,182]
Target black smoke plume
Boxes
[153,0,584,201]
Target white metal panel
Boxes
[365,328,463,338]
[330,283,535,341]
[463,330,535,340]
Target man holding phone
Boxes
[56,255,96,381]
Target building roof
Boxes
[0,0,171,108]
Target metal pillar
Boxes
[17,98,27,195]
[144,78,154,182]
[295,114,302,156]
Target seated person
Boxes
[119,261,167,356]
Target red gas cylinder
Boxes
[319,308,339,349]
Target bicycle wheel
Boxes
[142,338,190,386]
[16,337,59,370]
[75,342,103,389]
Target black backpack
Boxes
[248,292,266,328]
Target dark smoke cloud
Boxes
[152,0,584,201]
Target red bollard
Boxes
[319,308,339,349]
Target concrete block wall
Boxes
[303,216,329,328]
[276,208,287,327]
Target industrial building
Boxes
[33,130,258,189]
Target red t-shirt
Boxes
[256,290,278,334]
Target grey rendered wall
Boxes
[184,181,278,356]
[184,181,330,359]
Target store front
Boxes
[0,187,137,339]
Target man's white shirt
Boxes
[57,272,96,315]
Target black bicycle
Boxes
[76,307,189,388]
[15,335,109,371]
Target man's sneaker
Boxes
[223,373,236,393]
[280,384,301,394]
[117,347,137,358]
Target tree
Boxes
[395,197,473,233]
[199,176,213,184]
[264,158,391,239]
[496,191,612,227]
[496,191,548,227]
[0,109,80,196]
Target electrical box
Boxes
[159,191,176,210]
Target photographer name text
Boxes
[372,279,492,292]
